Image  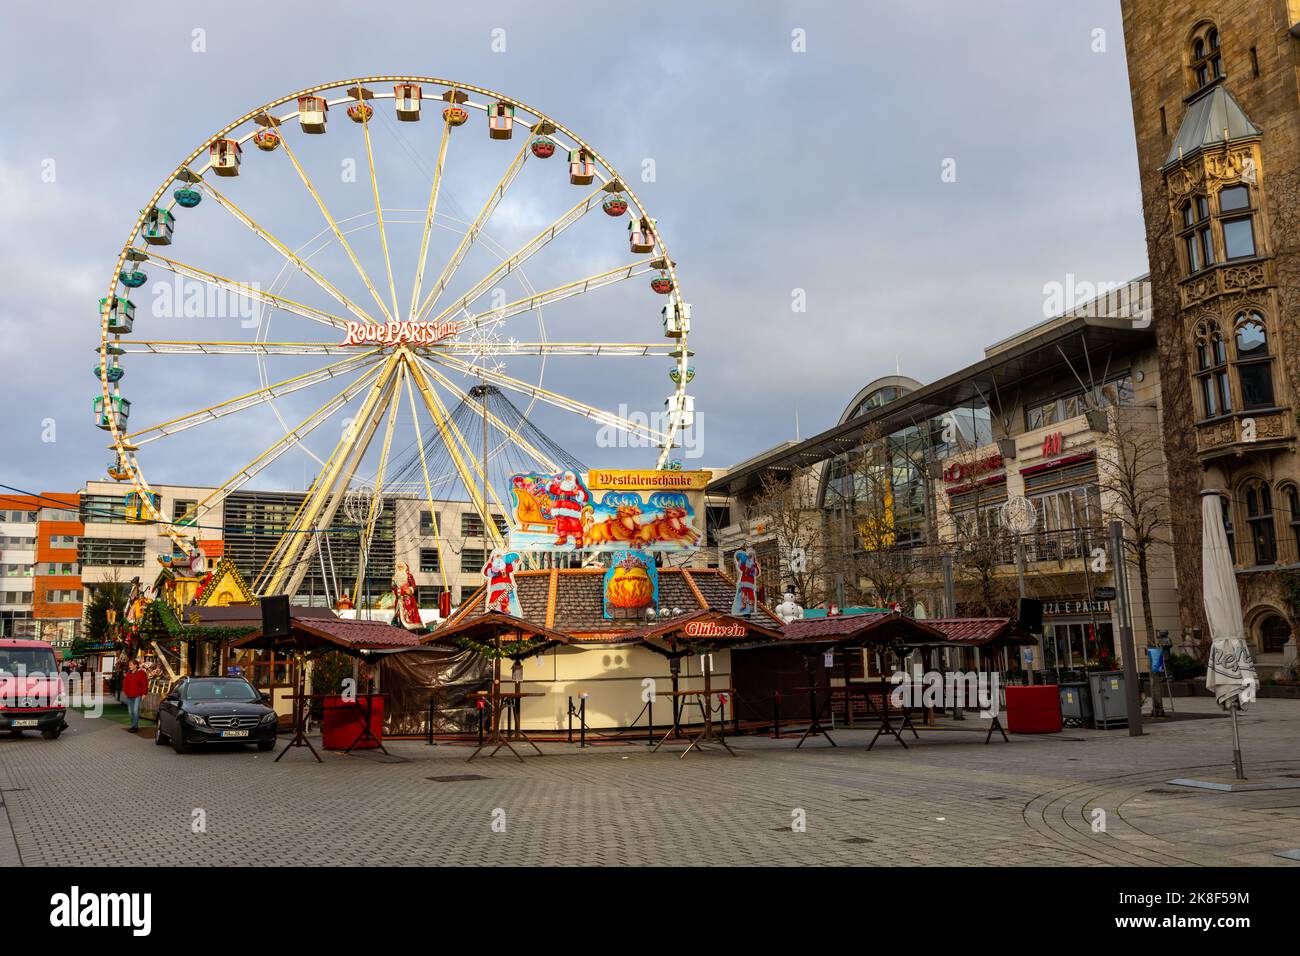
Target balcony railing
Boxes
[952,526,1105,568]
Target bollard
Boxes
[579,697,587,748]
[567,696,573,744]
[773,690,782,739]
[427,695,437,746]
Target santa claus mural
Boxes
[548,471,587,547]
[483,549,523,616]
[391,560,422,629]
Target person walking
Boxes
[121,657,149,733]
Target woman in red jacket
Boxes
[121,658,149,732]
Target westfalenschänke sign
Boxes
[506,469,710,553]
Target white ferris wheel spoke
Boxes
[274,132,394,324]
[133,251,351,332]
[415,136,530,320]
[118,341,357,356]
[407,113,455,320]
[435,342,678,358]
[197,176,381,327]
[176,362,387,527]
[262,356,405,595]
[414,355,559,472]
[124,350,383,445]
[425,351,669,446]
[423,186,607,325]
[358,115,403,324]
[454,259,658,334]
[352,361,406,597]
[403,354,508,547]
[401,369,450,589]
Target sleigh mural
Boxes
[507,470,707,553]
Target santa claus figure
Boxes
[391,561,421,629]
[483,550,522,616]
[548,471,587,547]
[732,549,761,617]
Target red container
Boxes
[321,694,384,750]
[1003,684,1062,734]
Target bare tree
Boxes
[1096,402,1172,715]
[747,467,832,609]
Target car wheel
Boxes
[41,727,63,740]
[171,727,189,754]
[154,723,170,746]
[256,739,275,752]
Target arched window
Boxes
[1258,614,1291,653]
[1191,24,1223,89]
[1221,493,1237,564]
[1233,311,1275,409]
[1194,319,1231,419]
[1179,195,1214,274]
[1243,479,1276,566]
[1286,485,1300,562]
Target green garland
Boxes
[454,634,552,660]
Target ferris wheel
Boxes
[96,76,696,597]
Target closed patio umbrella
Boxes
[1200,491,1259,779]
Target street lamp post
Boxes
[1108,519,1144,736]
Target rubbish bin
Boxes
[1058,682,1093,727]
[1088,671,1127,729]
[1004,684,1062,734]
[321,694,385,750]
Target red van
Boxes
[0,640,68,739]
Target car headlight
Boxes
[259,712,277,725]
[184,713,208,727]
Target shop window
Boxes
[1259,614,1291,653]
[1243,480,1276,566]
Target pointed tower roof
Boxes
[1165,83,1260,167]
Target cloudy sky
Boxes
[0,0,1147,500]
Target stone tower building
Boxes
[1122,0,1300,668]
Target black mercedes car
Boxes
[155,676,278,754]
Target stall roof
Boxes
[422,610,574,653]
[616,608,785,653]
[777,612,947,647]
[179,604,337,627]
[232,616,420,655]
[920,617,1037,648]
[442,566,785,640]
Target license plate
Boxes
[12,719,38,728]
[220,729,250,738]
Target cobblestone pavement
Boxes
[1,698,1298,866]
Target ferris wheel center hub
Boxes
[340,318,462,348]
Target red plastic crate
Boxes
[1003,684,1062,734]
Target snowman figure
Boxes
[774,591,803,625]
